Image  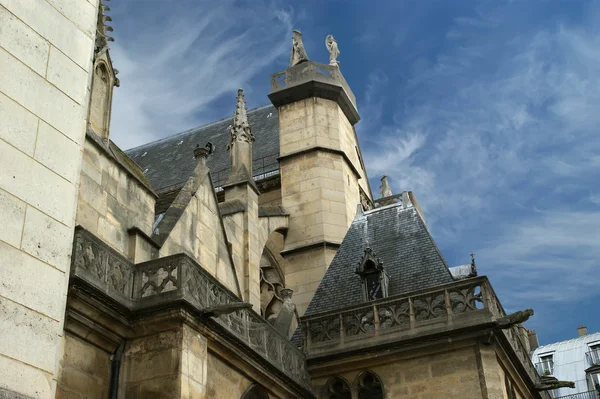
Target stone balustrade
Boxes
[301,276,540,385]
[70,227,310,390]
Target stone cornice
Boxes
[268,61,360,125]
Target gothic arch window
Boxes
[241,383,269,399]
[355,370,384,399]
[355,248,389,301]
[89,60,112,139]
[324,376,351,399]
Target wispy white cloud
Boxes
[109,2,294,150]
[360,3,600,308]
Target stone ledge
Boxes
[268,61,360,125]
[277,146,362,180]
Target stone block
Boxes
[79,173,107,215]
[81,159,102,185]
[0,297,61,373]
[34,121,82,183]
[0,48,84,145]
[59,367,107,398]
[76,199,100,233]
[2,0,94,69]
[47,45,88,105]
[61,334,110,379]
[0,241,66,320]
[0,188,25,248]
[97,216,126,254]
[0,92,38,156]
[0,6,49,76]
[0,354,54,398]
[125,348,180,383]
[21,205,73,272]
[46,0,97,38]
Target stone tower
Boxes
[268,32,372,315]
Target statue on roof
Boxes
[290,30,309,67]
[326,34,340,67]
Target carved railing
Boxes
[270,61,357,108]
[301,276,542,389]
[70,227,310,390]
[557,391,600,399]
[302,278,492,354]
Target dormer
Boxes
[88,0,119,141]
[355,247,389,301]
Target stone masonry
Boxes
[0,0,98,397]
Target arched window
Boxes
[355,248,389,301]
[324,376,351,399]
[241,383,269,399]
[355,370,384,399]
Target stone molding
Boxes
[69,227,312,393]
[268,61,360,125]
[277,146,362,180]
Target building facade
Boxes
[0,2,563,398]
[531,327,600,399]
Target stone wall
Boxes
[160,173,239,296]
[310,341,482,399]
[56,333,111,399]
[206,353,253,399]
[77,140,155,259]
[277,97,371,315]
[310,339,542,399]
[0,0,98,397]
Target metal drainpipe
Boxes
[109,341,125,399]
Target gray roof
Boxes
[304,203,455,316]
[126,104,279,192]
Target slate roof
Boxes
[304,202,455,316]
[126,104,280,192]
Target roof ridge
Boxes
[535,331,600,350]
[125,104,275,152]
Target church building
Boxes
[0,1,572,398]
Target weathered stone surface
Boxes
[0,92,39,157]
[34,121,82,183]
[0,297,61,373]
[2,0,94,69]
[0,241,66,320]
[21,206,73,272]
[0,189,26,248]
[0,6,49,76]
[47,45,89,105]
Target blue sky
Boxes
[108,0,600,345]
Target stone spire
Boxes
[227,89,254,179]
[379,175,393,198]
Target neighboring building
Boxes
[0,2,562,398]
[531,327,600,399]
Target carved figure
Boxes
[496,308,534,329]
[290,30,309,67]
[535,376,575,391]
[325,34,340,67]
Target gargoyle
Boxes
[535,376,575,391]
[201,302,252,318]
[495,308,534,329]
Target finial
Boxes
[290,29,309,67]
[470,252,475,264]
[379,175,393,198]
[325,34,340,67]
[95,0,115,56]
[228,89,254,151]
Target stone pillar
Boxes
[223,89,262,312]
[268,60,372,315]
[0,1,99,397]
[120,324,208,398]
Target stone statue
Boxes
[495,308,534,329]
[325,34,340,67]
[535,376,575,391]
[290,30,309,67]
